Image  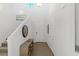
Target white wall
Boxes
[13,4,30,26]
[0,3,50,48]
[75,4,79,46]
[28,4,50,42]
[0,3,18,46]
[13,3,51,42]
[7,17,33,56]
[47,3,75,56]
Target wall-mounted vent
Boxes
[16,15,26,21]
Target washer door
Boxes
[22,25,28,38]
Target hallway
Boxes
[20,40,54,56]
[31,42,54,56]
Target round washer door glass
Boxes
[22,25,28,38]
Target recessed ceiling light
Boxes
[19,10,24,14]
